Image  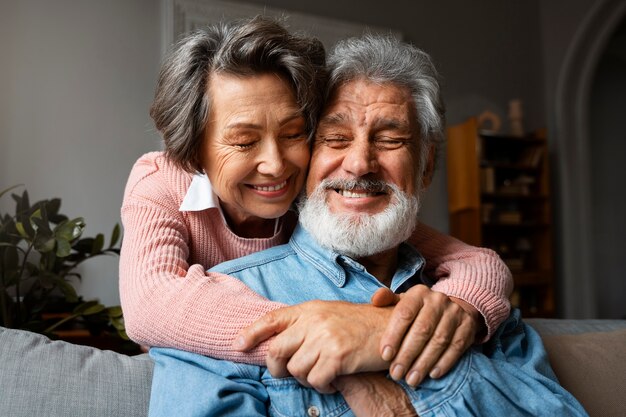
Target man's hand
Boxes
[234,300,392,393]
[334,373,417,417]
[372,284,482,387]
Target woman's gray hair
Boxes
[327,34,446,174]
[150,16,327,172]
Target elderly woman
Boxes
[119,16,512,407]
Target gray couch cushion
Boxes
[541,329,626,417]
[527,319,626,417]
[526,318,626,335]
[0,326,153,417]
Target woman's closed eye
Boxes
[223,132,259,149]
[232,140,257,149]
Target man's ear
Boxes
[421,144,436,190]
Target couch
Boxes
[1,319,625,417]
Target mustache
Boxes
[319,178,392,193]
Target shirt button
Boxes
[307,405,320,417]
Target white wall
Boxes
[0,0,162,306]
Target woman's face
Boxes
[201,73,310,227]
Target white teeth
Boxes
[253,181,287,192]
[338,189,375,198]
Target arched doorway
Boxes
[555,0,626,318]
[588,18,626,319]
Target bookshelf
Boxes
[446,117,555,317]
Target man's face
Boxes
[306,78,423,214]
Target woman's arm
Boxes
[407,222,513,340]
[119,154,286,363]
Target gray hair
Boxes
[150,16,327,172]
[326,34,446,174]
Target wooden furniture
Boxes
[446,117,555,317]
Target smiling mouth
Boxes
[336,189,384,198]
[251,180,288,192]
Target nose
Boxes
[341,138,379,177]
[257,138,286,177]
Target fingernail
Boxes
[391,364,405,380]
[382,346,394,361]
[406,370,421,387]
[430,367,441,379]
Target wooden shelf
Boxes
[482,222,550,229]
[481,192,548,200]
[447,117,555,318]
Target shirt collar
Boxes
[179,172,221,212]
[289,223,425,292]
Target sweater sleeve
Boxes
[408,223,514,341]
[119,155,284,365]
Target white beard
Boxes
[298,178,421,258]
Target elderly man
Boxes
[148,35,587,417]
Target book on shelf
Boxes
[480,166,495,193]
[518,146,544,168]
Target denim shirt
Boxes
[149,225,588,417]
[209,223,425,305]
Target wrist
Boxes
[449,296,486,342]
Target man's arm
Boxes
[334,373,417,417]
[149,348,268,417]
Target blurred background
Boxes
[1,0,624,319]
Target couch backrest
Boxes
[0,326,153,417]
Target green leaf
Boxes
[91,233,104,255]
[109,223,121,248]
[106,306,123,318]
[16,204,37,239]
[15,222,29,239]
[44,199,64,223]
[73,301,105,316]
[54,218,85,241]
[73,237,94,254]
[55,239,72,258]
[31,216,51,234]
[30,208,42,220]
[34,235,56,253]
[13,190,31,219]
[111,316,126,331]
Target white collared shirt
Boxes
[179,172,220,212]
[179,172,280,234]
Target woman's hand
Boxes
[234,300,393,393]
[372,284,483,386]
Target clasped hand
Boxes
[234,284,481,393]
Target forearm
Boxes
[410,222,513,340]
[120,203,284,364]
[121,266,284,363]
[335,373,417,417]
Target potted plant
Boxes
[0,185,131,351]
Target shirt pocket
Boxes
[263,376,351,417]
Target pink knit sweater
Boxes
[120,152,512,364]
